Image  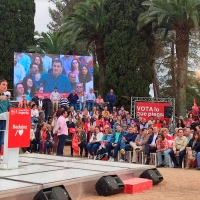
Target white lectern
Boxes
[0,112,19,169]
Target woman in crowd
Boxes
[176,118,185,128]
[15,83,31,101]
[79,91,86,111]
[162,119,169,129]
[35,123,49,154]
[70,59,80,82]
[23,78,35,98]
[185,113,194,127]
[33,55,44,73]
[76,125,88,157]
[156,134,171,168]
[101,127,112,147]
[84,117,93,135]
[78,65,92,90]
[86,126,103,159]
[185,131,200,169]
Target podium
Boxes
[0,112,19,169]
[0,108,31,169]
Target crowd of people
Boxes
[16,86,200,171]
[1,78,200,171]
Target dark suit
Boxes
[145,133,158,164]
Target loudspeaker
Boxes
[33,185,71,200]
[164,106,173,118]
[139,168,164,185]
[95,175,125,196]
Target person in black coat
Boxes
[185,132,200,169]
[145,126,159,165]
[68,90,79,111]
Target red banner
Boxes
[8,108,31,148]
[135,102,171,121]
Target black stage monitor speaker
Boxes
[33,185,72,200]
[140,168,164,185]
[95,175,125,196]
[164,106,173,118]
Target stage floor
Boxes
[0,154,153,200]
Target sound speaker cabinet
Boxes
[140,168,164,185]
[164,106,173,118]
[33,185,71,200]
[95,175,125,196]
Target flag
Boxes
[70,128,79,154]
[194,99,198,111]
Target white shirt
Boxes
[38,100,43,107]
[4,91,11,97]
[31,109,39,117]
[50,91,60,101]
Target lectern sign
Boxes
[8,108,31,148]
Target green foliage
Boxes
[138,0,200,117]
[103,0,154,108]
[61,0,107,94]
[0,0,35,88]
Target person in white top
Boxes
[31,104,39,130]
[86,126,103,158]
[50,87,60,112]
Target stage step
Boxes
[122,178,153,194]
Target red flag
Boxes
[70,128,79,154]
[194,99,198,111]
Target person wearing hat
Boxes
[50,87,60,112]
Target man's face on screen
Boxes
[31,64,39,74]
[52,62,62,77]
[69,74,76,83]
[76,84,83,93]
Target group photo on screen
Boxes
[13,53,94,101]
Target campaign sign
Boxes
[8,108,31,148]
[135,102,171,121]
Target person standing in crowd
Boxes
[79,91,86,111]
[95,95,104,111]
[0,79,11,154]
[32,93,39,106]
[56,110,69,156]
[68,89,79,111]
[50,87,60,112]
[86,88,96,111]
[39,60,71,93]
[42,94,52,120]
[106,89,116,112]
[60,93,70,111]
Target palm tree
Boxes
[61,0,106,94]
[27,31,70,54]
[137,0,200,117]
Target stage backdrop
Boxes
[135,102,171,121]
[13,53,93,101]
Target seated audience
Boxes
[130,128,149,163]
[169,128,188,168]
[185,131,200,169]
[86,126,103,158]
[105,125,125,161]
